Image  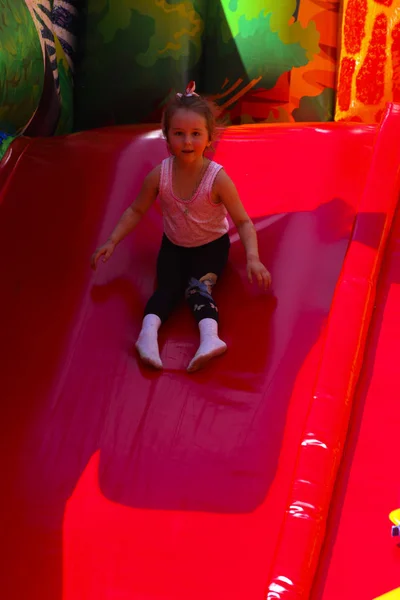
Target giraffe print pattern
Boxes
[336,0,400,122]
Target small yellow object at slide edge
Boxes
[373,589,400,600]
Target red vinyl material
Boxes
[0,110,399,599]
[266,104,400,598]
[312,172,400,600]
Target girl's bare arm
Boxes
[215,170,271,290]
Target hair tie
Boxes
[176,81,199,99]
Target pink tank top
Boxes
[158,157,229,248]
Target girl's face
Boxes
[167,108,211,163]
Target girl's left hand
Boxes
[247,257,272,291]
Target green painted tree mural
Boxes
[74,0,208,130]
[0,0,82,158]
[0,0,44,135]
[0,0,338,159]
[202,1,318,106]
[74,0,330,130]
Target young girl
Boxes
[91,82,271,372]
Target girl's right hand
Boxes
[90,240,115,270]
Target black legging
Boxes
[144,233,230,324]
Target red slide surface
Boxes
[0,106,399,599]
[312,171,400,600]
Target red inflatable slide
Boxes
[1,105,399,600]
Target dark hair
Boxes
[162,93,219,142]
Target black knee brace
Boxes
[185,277,214,302]
[185,278,219,322]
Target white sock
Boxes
[135,314,163,369]
[187,318,227,372]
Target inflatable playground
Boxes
[1,2,400,599]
